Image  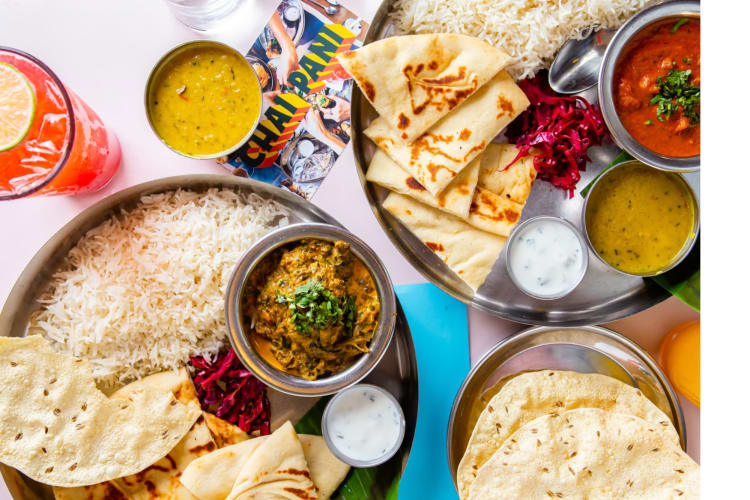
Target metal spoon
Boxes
[326,0,340,5]
[308,0,338,15]
[548,29,615,94]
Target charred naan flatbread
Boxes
[382,193,506,291]
[478,143,537,204]
[339,34,510,143]
[365,71,529,196]
[181,431,349,500]
[225,422,319,500]
[367,149,479,219]
[368,151,523,236]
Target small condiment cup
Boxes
[322,384,406,467]
[144,40,262,160]
[505,216,589,300]
[581,160,700,277]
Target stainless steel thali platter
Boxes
[0,175,418,500]
[351,0,700,326]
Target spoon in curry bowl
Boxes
[548,28,615,94]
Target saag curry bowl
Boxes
[225,223,397,396]
[582,160,699,277]
[145,40,262,159]
[598,0,700,172]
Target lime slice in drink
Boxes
[0,61,36,152]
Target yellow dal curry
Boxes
[242,239,380,380]
[148,44,261,156]
[585,164,695,275]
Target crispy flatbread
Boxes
[467,409,698,500]
[478,143,537,203]
[367,149,479,219]
[368,151,523,236]
[181,431,349,500]
[54,369,234,500]
[339,34,510,143]
[457,370,681,500]
[382,193,505,291]
[0,336,200,487]
[225,422,319,500]
[365,71,529,196]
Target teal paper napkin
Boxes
[395,283,469,500]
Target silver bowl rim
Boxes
[581,160,700,277]
[598,0,700,172]
[144,39,262,160]
[446,325,687,491]
[225,222,397,397]
[504,216,590,300]
[321,383,406,467]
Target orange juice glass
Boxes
[0,47,121,200]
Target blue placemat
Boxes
[395,283,469,500]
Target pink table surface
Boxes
[0,1,699,497]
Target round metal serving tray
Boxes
[351,0,700,326]
[446,325,687,492]
[0,175,418,500]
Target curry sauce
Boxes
[614,18,700,157]
[242,239,380,380]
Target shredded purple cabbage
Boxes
[190,350,270,435]
[505,73,609,198]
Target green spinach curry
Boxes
[242,238,380,380]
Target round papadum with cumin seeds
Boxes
[457,370,679,500]
[0,336,201,487]
[467,408,699,499]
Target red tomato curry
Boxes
[614,18,700,157]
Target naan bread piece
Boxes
[53,482,127,500]
[181,432,349,500]
[478,143,537,203]
[111,368,200,408]
[226,421,318,500]
[0,336,200,487]
[365,71,529,196]
[367,151,523,236]
[467,408,699,500]
[466,186,524,237]
[456,370,680,500]
[54,369,221,500]
[338,34,510,143]
[203,411,249,447]
[367,149,479,219]
[382,193,505,291]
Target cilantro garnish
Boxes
[276,281,357,336]
[649,69,700,125]
[671,18,690,33]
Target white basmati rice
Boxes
[389,0,657,80]
[28,188,288,386]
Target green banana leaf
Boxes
[294,398,403,500]
[579,150,699,311]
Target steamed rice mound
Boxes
[390,0,657,80]
[28,188,288,386]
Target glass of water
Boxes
[164,0,246,31]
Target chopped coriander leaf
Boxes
[649,69,700,125]
[671,18,690,33]
[644,120,654,125]
[276,280,357,335]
